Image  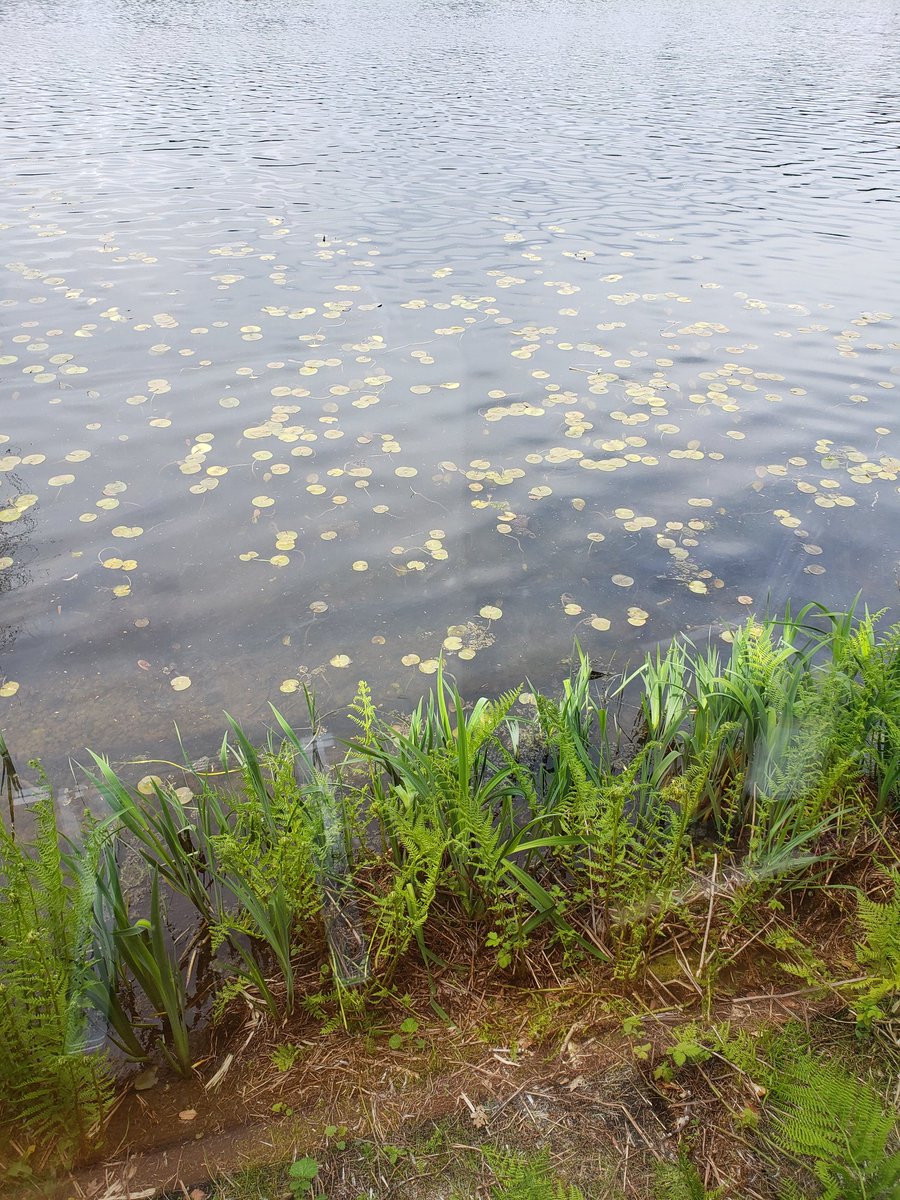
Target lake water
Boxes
[2,0,899,777]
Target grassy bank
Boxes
[1,605,899,1197]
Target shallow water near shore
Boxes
[2,0,900,778]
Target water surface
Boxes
[2,0,899,775]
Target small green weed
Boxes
[386,1015,422,1050]
[287,1157,319,1198]
[323,1124,347,1151]
[270,1043,302,1072]
[653,1024,713,1081]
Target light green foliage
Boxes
[533,648,711,974]
[80,607,900,1049]
[777,1184,810,1200]
[345,679,380,852]
[78,608,900,1043]
[653,1023,713,1081]
[323,1123,348,1150]
[534,656,640,962]
[364,769,448,981]
[6,605,900,1178]
[652,1147,724,1199]
[88,753,224,924]
[712,1022,784,1092]
[365,668,525,920]
[210,729,325,1014]
[834,614,900,810]
[768,1049,900,1200]
[301,967,367,1034]
[287,1157,319,1197]
[0,787,111,1172]
[354,662,585,975]
[856,870,900,975]
[484,1149,585,1200]
[270,1043,302,1071]
[764,926,834,991]
[91,719,329,1023]
[386,1016,420,1050]
[850,869,900,1033]
[775,870,900,1037]
[635,607,900,838]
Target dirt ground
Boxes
[52,952,844,1200]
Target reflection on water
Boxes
[0,470,35,660]
[1,0,899,776]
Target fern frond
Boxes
[768,1050,898,1198]
[855,870,900,976]
[652,1147,723,1199]
[0,791,112,1170]
[486,1148,585,1200]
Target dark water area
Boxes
[1,0,900,780]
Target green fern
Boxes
[0,787,112,1173]
[211,976,252,1023]
[777,1184,810,1200]
[210,741,327,1015]
[485,1149,585,1200]
[343,679,379,849]
[846,869,900,1038]
[652,1147,723,1199]
[534,684,638,961]
[366,786,446,981]
[768,1050,900,1200]
[347,679,377,741]
[270,1043,301,1072]
[839,615,900,809]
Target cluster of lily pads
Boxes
[1,212,898,716]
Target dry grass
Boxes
[57,906,876,1200]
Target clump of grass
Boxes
[95,851,193,1076]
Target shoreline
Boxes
[2,606,899,1198]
